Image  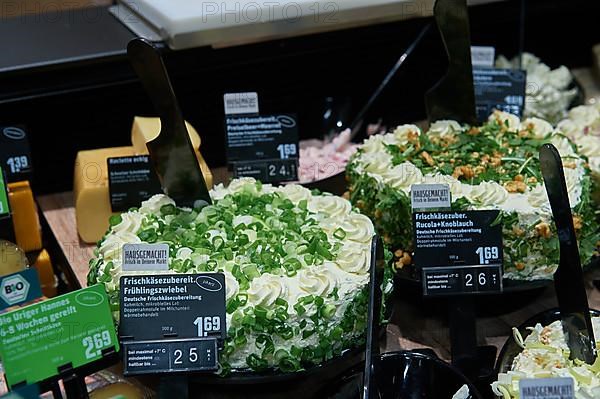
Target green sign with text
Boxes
[0,285,118,387]
[0,168,9,216]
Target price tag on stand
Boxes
[0,285,119,388]
[107,155,162,212]
[474,68,526,122]
[519,377,574,399]
[471,46,495,68]
[0,126,33,183]
[119,273,226,376]
[223,92,299,183]
[413,209,503,296]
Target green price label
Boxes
[0,285,119,387]
[0,168,9,216]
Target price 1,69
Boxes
[194,316,221,337]
[475,246,499,265]
[277,144,297,159]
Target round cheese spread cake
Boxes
[88,178,391,373]
[493,316,600,398]
[556,104,600,185]
[346,110,599,280]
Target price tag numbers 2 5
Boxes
[194,316,221,337]
[174,346,200,365]
[170,340,217,370]
[82,330,112,359]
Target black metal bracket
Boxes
[448,298,497,395]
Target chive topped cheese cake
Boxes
[347,111,599,280]
[88,178,391,373]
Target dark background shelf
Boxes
[0,0,599,194]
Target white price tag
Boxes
[411,184,451,210]
[122,243,169,271]
[223,92,259,115]
[519,377,574,399]
[471,46,495,68]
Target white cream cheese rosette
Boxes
[496,53,577,123]
[89,177,378,372]
[557,104,600,184]
[492,317,600,398]
[347,112,597,281]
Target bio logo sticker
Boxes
[0,274,30,305]
[0,269,42,310]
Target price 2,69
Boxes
[82,330,112,359]
[475,246,499,265]
[194,316,221,337]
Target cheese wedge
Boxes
[132,116,201,152]
[131,117,213,187]
[75,118,213,243]
[74,146,136,243]
[8,181,42,252]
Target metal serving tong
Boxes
[127,38,212,208]
[540,143,596,364]
[424,0,477,125]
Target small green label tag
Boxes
[0,168,9,216]
[0,285,119,387]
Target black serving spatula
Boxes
[540,143,596,364]
[127,38,212,208]
[362,236,385,398]
[424,0,477,125]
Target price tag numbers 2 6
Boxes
[463,266,501,293]
[82,330,112,359]
[194,316,221,337]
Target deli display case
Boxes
[1,0,600,398]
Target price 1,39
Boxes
[6,155,29,174]
[475,246,500,265]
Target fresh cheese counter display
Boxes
[492,317,600,398]
[346,110,599,280]
[88,177,393,373]
[74,117,213,243]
